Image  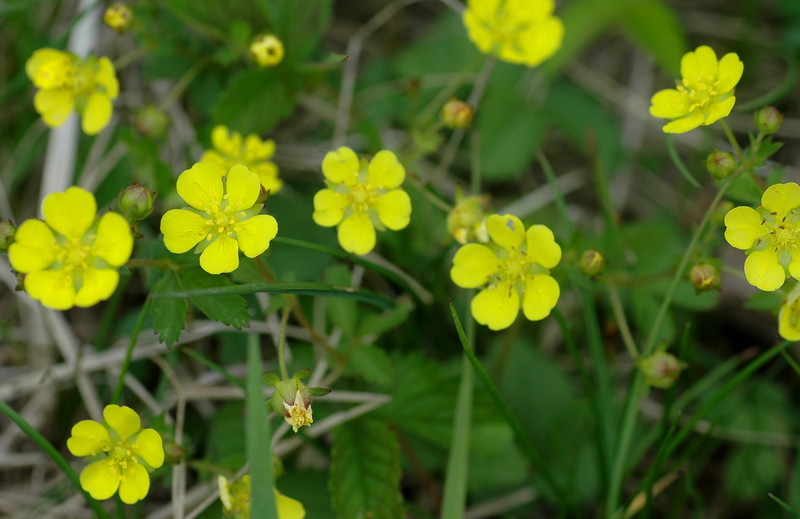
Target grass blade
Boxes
[247,333,278,519]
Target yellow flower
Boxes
[26,48,119,135]
[463,0,564,67]
[779,287,800,341]
[312,147,411,255]
[250,34,285,67]
[724,182,800,292]
[201,125,282,194]
[450,214,561,330]
[67,405,164,505]
[650,45,743,134]
[160,162,278,275]
[8,187,133,310]
[218,475,306,519]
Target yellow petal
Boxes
[80,460,121,500]
[744,249,785,291]
[724,206,765,250]
[42,186,96,241]
[779,296,800,341]
[211,125,240,157]
[244,134,275,161]
[526,224,561,269]
[703,96,735,126]
[761,182,800,219]
[74,268,119,307]
[26,48,71,82]
[276,490,306,519]
[177,162,224,211]
[463,8,494,55]
[367,150,405,188]
[522,275,559,321]
[199,151,229,175]
[312,189,347,227]
[200,233,239,274]
[134,428,165,468]
[92,212,133,266]
[662,112,704,134]
[506,17,563,67]
[225,164,261,211]
[104,404,141,441]
[8,219,58,272]
[254,162,282,194]
[67,420,111,456]
[34,89,75,127]
[374,189,411,230]
[322,147,359,185]
[681,45,718,80]
[118,463,149,504]
[471,282,520,331]
[96,57,119,98]
[161,209,208,253]
[649,89,690,119]
[716,52,743,93]
[25,269,76,310]
[450,243,500,288]
[486,214,525,250]
[236,214,278,257]
[81,92,113,135]
[338,212,376,255]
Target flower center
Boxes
[104,439,137,472]
[348,184,376,213]
[770,223,800,250]
[56,237,94,272]
[498,248,531,285]
[203,195,247,241]
[678,75,719,113]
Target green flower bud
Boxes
[117,184,156,222]
[579,249,605,277]
[0,220,16,252]
[447,193,488,244]
[441,99,473,129]
[264,369,330,433]
[754,106,783,135]
[162,442,185,464]
[688,262,720,293]
[705,149,737,180]
[134,105,170,139]
[637,350,684,389]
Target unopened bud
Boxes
[441,99,473,129]
[250,34,284,67]
[134,105,170,139]
[704,149,737,180]
[755,106,783,135]
[447,194,488,244]
[637,350,684,389]
[580,249,605,277]
[0,221,16,252]
[688,262,720,293]
[104,2,133,33]
[118,184,155,222]
[163,442,185,464]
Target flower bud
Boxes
[118,184,156,222]
[250,34,284,67]
[688,262,720,293]
[0,221,16,252]
[637,350,684,389]
[755,106,783,135]
[447,194,488,244]
[580,249,605,277]
[704,149,736,180]
[264,369,329,433]
[441,99,473,129]
[218,475,251,517]
[163,442,185,464]
[104,2,133,33]
[134,104,170,139]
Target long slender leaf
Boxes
[247,334,278,518]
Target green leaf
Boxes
[270,0,332,66]
[618,0,686,76]
[330,418,404,519]
[176,268,250,329]
[150,270,188,347]
[346,345,394,387]
[211,68,298,135]
[357,298,415,337]
[324,264,357,338]
[247,334,278,518]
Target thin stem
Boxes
[112,298,152,405]
[158,59,209,112]
[719,120,744,162]
[277,304,292,379]
[608,283,639,359]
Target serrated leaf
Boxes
[330,418,404,519]
[346,345,394,387]
[211,68,297,135]
[150,270,188,347]
[177,268,250,329]
[268,0,332,66]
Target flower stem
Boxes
[719,120,744,162]
[608,283,639,359]
[277,304,291,380]
[111,298,151,405]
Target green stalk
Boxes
[111,298,152,405]
[0,400,112,519]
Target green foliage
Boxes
[150,270,188,347]
[211,68,298,135]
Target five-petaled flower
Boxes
[724,182,800,292]
[161,162,278,274]
[218,475,306,519]
[312,147,411,255]
[8,187,133,310]
[450,214,561,330]
[462,0,564,67]
[67,404,164,504]
[201,125,282,194]
[650,45,743,134]
[26,48,119,135]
